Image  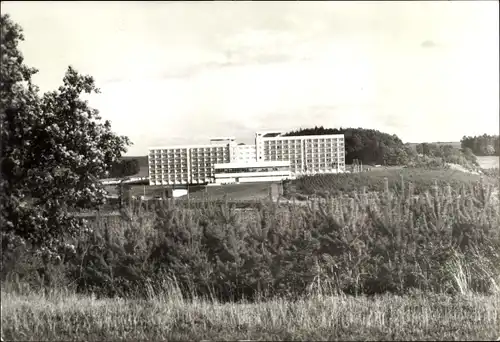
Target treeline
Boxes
[283,126,414,165]
[415,143,478,167]
[461,134,499,156]
[107,159,140,178]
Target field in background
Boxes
[2,289,499,341]
[477,156,499,169]
[4,167,500,341]
[105,166,497,202]
[182,182,276,201]
[286,167,498,200]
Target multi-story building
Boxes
[148,130,345,186]
[230,143,257,163]
[149,144,230,186]
[255,131,345,176]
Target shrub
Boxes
[2,178,499,302]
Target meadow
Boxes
[477,156,500,170]
[2,168,500,340]
[285,167,497,199]
[2,288,499,341]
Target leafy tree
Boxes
[1,14,131,249]
[383,146,409,166]
[415,144,423,155]
[461,134,499,156]
[108,159,140,178]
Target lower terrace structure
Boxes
[148,131,346,186]
[213,161,292,184]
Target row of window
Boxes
[149,150,187,157]
[151,157,228,163]
[263,141,341,146]
[261,137,343,142]
[216,173,290,179]
[149,150,228,157]
[266,156,344,164]
[214,166,290,174]
[151,147,228,152]
[191,158,229,161]
[263,145,341,149]
[263,151,341,156]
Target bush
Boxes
[2,178,499,302]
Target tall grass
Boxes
[2,286,499,341]
[2,176,499,301]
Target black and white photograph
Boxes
[1,1,499,341]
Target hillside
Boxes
[285,167,498,199]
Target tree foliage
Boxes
[415,143,478,168]
[461,134,499,156]
[1,14,131,248]
[108,159,140,178]
[283,126,405,165]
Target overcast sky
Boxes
[4,1,499,156]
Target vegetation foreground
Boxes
[2,287,499,341]
[2,174,500,340]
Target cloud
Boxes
[101,27,309,85]
[4,1,499,155]
[421,40,438,48]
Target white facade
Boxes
[148,130,346,186]
[230,144,257,163]
[148,143,231,185]
[255,131,346,176]
[213,161,292,184]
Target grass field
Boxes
[477,156,499,170]
[105,182,278,201]
[183,182,276,201]
[2,288,499,341]
[109,166,497,202]
[287,167,498,199]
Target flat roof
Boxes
[213,160,290,168]
[258,134,344,140]
[210,137,236,140]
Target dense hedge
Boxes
[2,178,499,302]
